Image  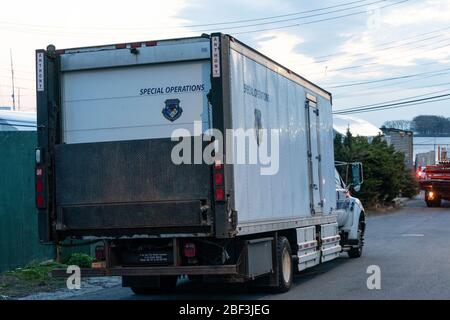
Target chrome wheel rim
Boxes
[282,247,291,283]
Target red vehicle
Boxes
[419,162,450,207]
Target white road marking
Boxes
[401,234,424,237]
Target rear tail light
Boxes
[215,188,225,201]
[36,180,44,193]
[95,245,106,261]
[213,160,225,202]
[183,243,196,258]
[35,149,46,209]
[215,172,224,185]
[36,194,44,208]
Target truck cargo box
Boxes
[36,34,336,242]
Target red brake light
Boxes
[115,43,127,49]
[215,172,224,185]
[183,243,196,258]
[36,180,44,193]
[215,188,225,201]
[36,195,44,207]
[95,246,106,261]
[145,41,157,47]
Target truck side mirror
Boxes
[351,163,363,192]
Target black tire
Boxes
[348,216,365,259]
[273,236,293,293]
[131,286,158,295]
[426,198,441,207]
[131,276,178,295]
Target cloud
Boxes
[382,0,450,27]
[253,31,330,81]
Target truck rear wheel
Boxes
[130,276,178,295]
[273,236,293,293]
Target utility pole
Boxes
[10,49,16,111]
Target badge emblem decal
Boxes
[162,99,183,122]
[254,108,263,146]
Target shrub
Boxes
[64,253,93,268]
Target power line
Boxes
[305,28,450,66]
[308,40,450,78]
[333,64,450,92]
[197,0,389,33]
[0,74,34,81]
[0,0,371,31]
[234,0,409,35]
[337,96,450,114]
[0,84,32,90]
[325,67,450,88]
[309,35,450,73]
[0,0,402,38]
[335,89,450,112]
[312,26,450,61]
[334,81,450,99]
[333,93,450,114]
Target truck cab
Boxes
[334,166,366,258]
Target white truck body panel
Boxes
[229,46,337,228]
[61,61,211,144]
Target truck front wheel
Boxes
[274,237,293,293]
[426,198,441,207]
[348,216,365,259]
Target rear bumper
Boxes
[52,265,239,277]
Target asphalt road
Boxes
[73,198,450,300]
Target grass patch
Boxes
[0,261,68,299]
[0,252,95,299]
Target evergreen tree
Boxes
[334,131,418,207]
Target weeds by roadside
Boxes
[0,261,68,299]
[0,252,94,299]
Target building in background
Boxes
[381,127,414,169]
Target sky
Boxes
[0,0,449,127]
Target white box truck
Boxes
[36,33,365,293]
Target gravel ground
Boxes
[19,276,122,300]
